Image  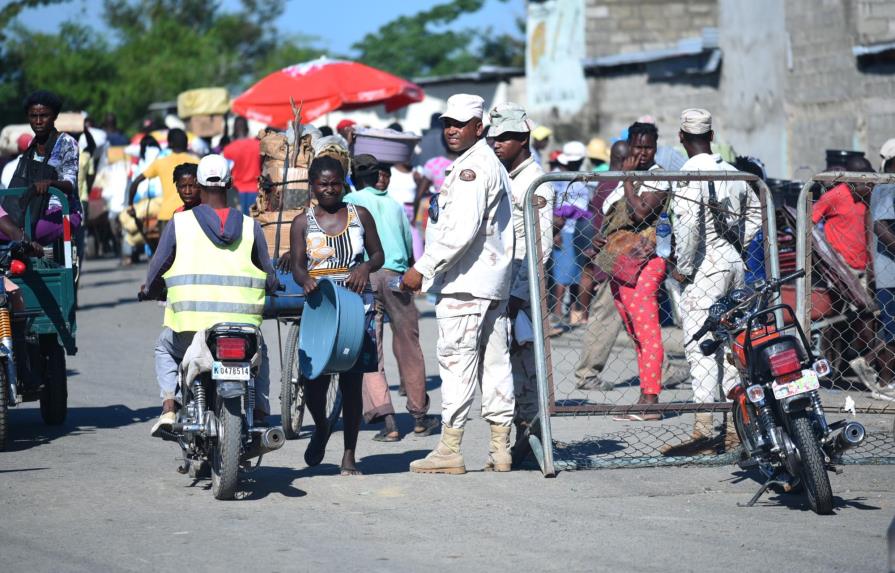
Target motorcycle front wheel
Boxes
[790,412,833,515]
[211,396,242,500]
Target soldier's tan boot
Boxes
[660,413,716,456]
[723,416,741,452]
[409,427,466,474]
[484,424,512,472]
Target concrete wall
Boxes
[784,0,895,174]
[717,0,788,176]
[584,0,716,57]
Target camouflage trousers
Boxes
[435,294,515,429]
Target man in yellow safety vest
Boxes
[141,154,278,436]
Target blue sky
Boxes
[16,0,526,55]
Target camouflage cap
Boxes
[487,102,531,137]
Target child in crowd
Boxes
[172,163,201,213]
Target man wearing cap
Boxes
[663,108,760,454]
[531,125,552,167]
[586,138,610,172]
[141,154,279,436]
[401,93,515,474]
[551,141,591,328]
[488,102,554,462]
[870,140,895,401]
[344,154,439,440]
[336,119,357,148]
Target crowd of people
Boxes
[4,86,893,475]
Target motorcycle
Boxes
[138,296,285,499]
[691,269,865,514]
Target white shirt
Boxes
[871,184,895,288]
[414,138,514,300]
[672,153,761,276]
[0,156,21,189]
[388,166,417,205]
[507,157,554,301]
[602,163,672,215]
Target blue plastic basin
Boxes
[298,278,365,379]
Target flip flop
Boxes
[372,429,401,442]
[340,467,363,476]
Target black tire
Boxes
[326,374,342,430]
[39,343,67,426]
[790,412,834,515]
[211,396,242,500]
[280,324,304,439]
[0,364,8,451]
[732,401,759,455]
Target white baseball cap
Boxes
[441,94,485,123]
[680,108,712,135]
[558,141,587,165]
[197,154,230,187]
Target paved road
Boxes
[1,259,893,572]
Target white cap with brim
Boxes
[680,108,712,135]
[558,141,587,165]
[441,94,485,123]
[197,153,231,187]
[881,138,895,168]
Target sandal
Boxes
[413,415,440,437]
[340,466,363,476]
[372,428,401,442]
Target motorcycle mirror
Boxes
[700,339,723,356]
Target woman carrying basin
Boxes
[290,156,384,476]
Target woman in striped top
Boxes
[290,156,384,475]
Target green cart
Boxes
[0,187,77,450]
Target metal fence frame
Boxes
[794,171,895,417]
[522,170,781,476]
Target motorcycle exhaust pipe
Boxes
[825,421,866,457]
[261,427,285,451]
[241,427,286,461]
[835,421,866,451]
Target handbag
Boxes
[595,194,659,287]
[6,131,58,230]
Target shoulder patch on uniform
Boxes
[459,169,477,182]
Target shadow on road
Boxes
[77,297,141,312]
[730,469,882,512]
[6,404,157,452]
[236,466,309,501]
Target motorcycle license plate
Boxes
[771,370,819,400]
[212,361,250,381]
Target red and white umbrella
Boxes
[231,57,425,128]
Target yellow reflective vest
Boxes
[163,210,267,332]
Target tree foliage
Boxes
[352,0,524,78]
[0,0,524,131]
[0,0,321,129]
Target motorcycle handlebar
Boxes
[773,268,805,288]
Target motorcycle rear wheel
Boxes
[791,412,833,515]
[280,323,305,440]
[211,396,242,500]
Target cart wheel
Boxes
[280,323,305,439]
[39,343,67,426]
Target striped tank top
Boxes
[305,203,370,291]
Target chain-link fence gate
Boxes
[525,171,895,475]
[792,171,895,467]
[520,169,893,477]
